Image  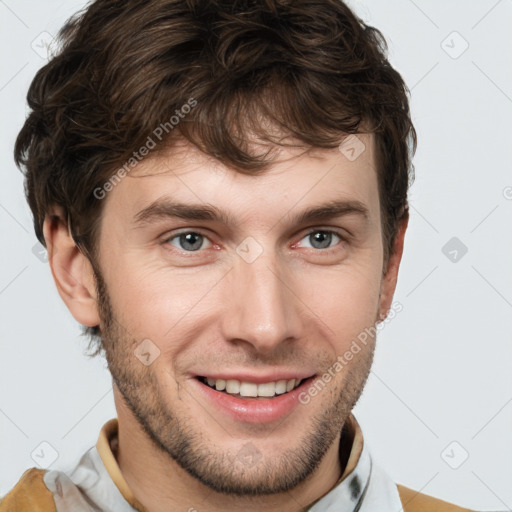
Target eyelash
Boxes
[162,229,347,255]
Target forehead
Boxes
[102,134,379,225]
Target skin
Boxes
[44,133,407,512]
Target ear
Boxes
[43,206,100,328]
[377,209,409,321]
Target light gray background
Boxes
[1,0,511,509]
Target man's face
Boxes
[94,134,388,495]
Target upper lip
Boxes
[194,371,316,384]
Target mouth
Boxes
[197,376,306,399]
[192,373,317,423]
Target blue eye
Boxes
[167,232,211,252]
[300,230,341,250]
[163,229,343,255]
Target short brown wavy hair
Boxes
[15,0,416,267]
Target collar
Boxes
[96,418,148,512]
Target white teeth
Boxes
[215,379,226,391]
[286,379,296,392]
[225,379,240,394]
[257,382,276,397]
[275,380,287,395]
[239,382,258,397]
[203,377,303,397]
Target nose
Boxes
[220,250,303,354]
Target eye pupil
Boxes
[180,232,203,251]
[310,231,332,249]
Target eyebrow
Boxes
[133,197,370,228]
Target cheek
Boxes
[299,261,382,350]
[103,255,225,339]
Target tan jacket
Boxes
[0,469,474,512]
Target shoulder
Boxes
[0,468,56,512]
[397,484,476,512]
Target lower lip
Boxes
[192,377,315,424]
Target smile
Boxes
[193,373,317,423]
[198,377,303,398]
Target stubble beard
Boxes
[93,266,375,496]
